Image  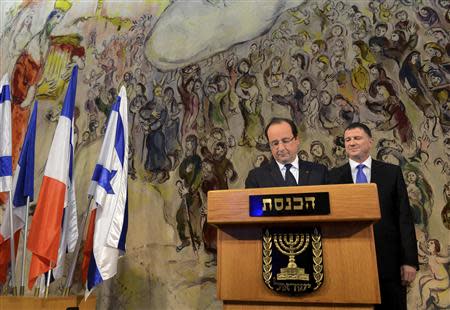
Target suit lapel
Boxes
[340,163,353,184]
[269,160,286,187]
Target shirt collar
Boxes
[349,156,372,171]
[276,156,299,171]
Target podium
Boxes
[208,184,381,309]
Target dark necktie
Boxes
[284,163,297,186]
[356,164,368,183]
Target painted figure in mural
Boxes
[99,58,117,91]
[204,74,231,130]
[83,89,99,142]
[178,65,201,137]
[351,58,370,91]
[141,86,171,183]
[263,56,284,91]
[416,5,440,28]
[271,75,305,130]
[399,51,437,120]
[236,59,265,147]
[417,238,450,308]
[96,87,118,134]
[403,165,434,229]
[309,140,332,168]
[199,160,220,267]
[329,122,418,310]
[428,71,450,135]
[393,11,418,50]
[426,27,450,57]
[200,138,237,267]
[9,0,76,169]
[423,42,450,81]
[253,154,270,168]
[164,87,182,170]
[176,135,202,252]
[130,83,148,134]
[201,141,237,191]
[332,136,347,168]
[442,182,450,230]
[376,138,408,167]
[333,94,360,127]
[384,29,415,65]
[353,40,376,67]
[300,77,319,128]
[128,83,148,177]
[333,61,351,95]
[368,63,398,97]
[245,117,328,188]
[248,43,264,73]
[318,90,340,135]
[372,81,414,145]
[224,55,240,114]
[289,52,308,81]
[369,23,390,55]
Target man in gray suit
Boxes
[245,117,328,188]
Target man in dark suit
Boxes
[329,122,418,310]
[245,117,328,188]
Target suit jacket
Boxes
[245,159,328,188]
[329,159,418,280]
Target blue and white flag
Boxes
[0,74,12,192]
[85,85,128,296]
[0,101,37,241]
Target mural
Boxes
[0,0,449,309]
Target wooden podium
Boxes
[208,184,381,309]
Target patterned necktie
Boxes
[284,163,297,186]
[356,164,368,183]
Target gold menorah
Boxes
[273,232,310,280]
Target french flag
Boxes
[0,74,12,192]
[82,85,128,296]
[27,66,79,289]
[0,101,37,283]
[0,74,14,284]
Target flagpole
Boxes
[44,268,52,298]
[7,190,17,295]
[64,196,93,296]
[19,196,30,295]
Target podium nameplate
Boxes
[250,192,330,217]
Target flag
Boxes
[0,74,12,192]
[27,66,79,289]
[52,92,78,280]
[83,85,128,296]
[0,101,37,283]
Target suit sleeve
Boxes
[321,165,329,185]
[245,169,258,189]
[396,166,419,269]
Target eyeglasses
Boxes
[269,136,295,148]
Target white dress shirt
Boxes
[349,156,372,183]
[275,156,299,184]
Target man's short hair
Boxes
[344,122,372,138]
[264,117,298,140]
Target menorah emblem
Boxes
[273,232,310,281]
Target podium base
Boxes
[0,295,96,310]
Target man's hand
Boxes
[400,265,416,286]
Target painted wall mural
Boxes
[0,0,449,309]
